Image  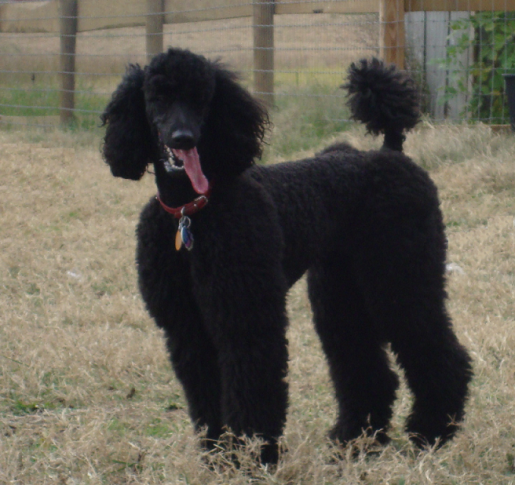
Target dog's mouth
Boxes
[164,145,210,195]
[164,145,184,172]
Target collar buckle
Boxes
[156,186,212,219]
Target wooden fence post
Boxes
[380,0,405,68]
[146,0,164,63]
[253,0,274,107]
[59,0,77,124]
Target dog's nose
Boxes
[170,129,196,150]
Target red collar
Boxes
[156,186,212,218]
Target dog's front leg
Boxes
[136,202,224,448]
[192,246,289,464]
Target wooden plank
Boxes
[0,0,59,33]
[406,12,433,113]
[162,1,379,23]
[77,0,145,32]
[415,11,472,120]
[275,0,379,15]
[163,0,251,24]
[59,0,77,124]
[146,0,164,62]
[380,0,405,68]
[406,0,515,12]
[253,1,274,107]
[425,12,449,120]
[446,11,471,120]
[405,11,425,68]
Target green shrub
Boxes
[439,11,515,123]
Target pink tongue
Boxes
[173,148,209,194]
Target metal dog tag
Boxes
[176,216,194,251]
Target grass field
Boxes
[0,121,515,484]
[0,13,377,130]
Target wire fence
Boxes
[1,0,515,130]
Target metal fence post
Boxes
[253,0,274,107]
[146,0,164,63]
[380,0,405,68]
[59,0,77,124]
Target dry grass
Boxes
[1,123,515,484]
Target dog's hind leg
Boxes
[348,211,473,448]
[364,281,472,447]
[307,254,399,447]
[386,304,473,448]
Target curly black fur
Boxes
[345,58,420,151]
[101,48,472,464]
[101,64,156,180]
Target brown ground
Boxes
[0,123,514,483]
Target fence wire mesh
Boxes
[0,0,514,130]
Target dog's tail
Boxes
[344,58,420,152]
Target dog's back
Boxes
[250,58,423,284]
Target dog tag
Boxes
[176,216,194,251]
[181,225,193,250]
[175,228,183,251]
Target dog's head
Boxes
[101,48,270,191]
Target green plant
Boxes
[437,11,515,123]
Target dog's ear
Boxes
[201,64,270,177]
[101,64,155,180]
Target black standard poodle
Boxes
[101,48,473,464]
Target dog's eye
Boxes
[149,89,175,105]
[148,75,174,96]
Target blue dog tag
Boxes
[177,216,194,251]
[181,225,193,250]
